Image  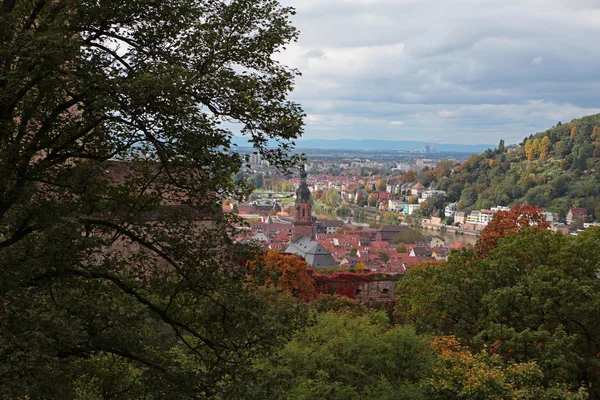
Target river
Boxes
[314,211,478,246]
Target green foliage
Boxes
[249,173,265,189]
[397,228,600,397]
[376,178,388,191]
[0,0,305,397]
[265,312,433,400]
[325,188,340,207]
[378,251,390,263]
[390,228,427,244]
[434,114,600,216]
[426,336,588,400]
[396,243,407,253]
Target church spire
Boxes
[292,166,314,242]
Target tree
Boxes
[353,261,367,273]
[402,170,417,183]
[390,229,426,244]
[368,193,378,207]
[375,178,387,191]
[280,180,294,193]
[395,243,407,253]
[377,251,390,263]
[325,188,339,207]
[247,250,316,302]
[397,228,600,397]
[264,312,432,399]
[0,1,304,397]
[539,136,551,159]
[355,191,365,205]
[570,123,578,139]
[314,188,325,201]
[498,139,505,153]
[475,204,549,258]
[349,247,358,257]
[249,173,264,189]
[426,336,587,400]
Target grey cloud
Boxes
[274,0,600,144]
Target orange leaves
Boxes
[247,250,317,301]
[475,204,549,258]
[247,250,376,301]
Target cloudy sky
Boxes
[276,0,600,145]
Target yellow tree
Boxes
[524,139,535,161]
[570,123,578,139]
[539,136,551,159]
[531,138,541,159]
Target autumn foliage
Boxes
[247,250,317,301]
[313,272,372,299]
[247,251,377,301]
[475,204,549,258]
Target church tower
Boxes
[292,168,315,242]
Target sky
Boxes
[275,0,600,145]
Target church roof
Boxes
[285,236,337,268]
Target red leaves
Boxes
[313,272,372,299]
[248,251,374,301]
[475,204,549,258]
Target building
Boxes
[375,225,411,242]
[422,190,446,200]
[291,169,316,242]
[402,204,421,215]
[445,202,457,217]
[249,153,261,164]
[316,219,344,234]
[286,169,336,267]
[386,183,399,194]
[454,211,468,225]
[410,183,425,197]
[566,208,589,226]
[285,236,336,267]
[388,200,406,212]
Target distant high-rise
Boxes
[250,153,261,165]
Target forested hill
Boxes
[436,113,600,219]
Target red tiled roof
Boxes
[569,208,587,216]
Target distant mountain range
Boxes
[231,137,495,153]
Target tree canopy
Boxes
[0,0,304,397]
[397,227,600,398]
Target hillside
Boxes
[435,113,600,220]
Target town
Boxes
[230,149,598,273]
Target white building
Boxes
[445,202,457,217]
[466,210,495,225]
[422,190,446,200]
[388,200,406,212]
[386,183,400,194]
